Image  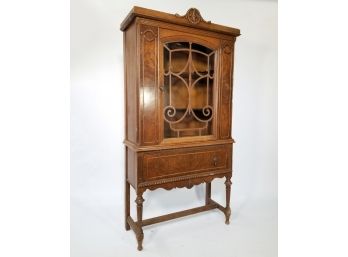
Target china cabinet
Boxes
[121,6,240,250]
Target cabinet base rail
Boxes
[126,198,230,250]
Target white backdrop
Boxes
[71,0,277,256]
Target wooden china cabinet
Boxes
[121,6,240,250]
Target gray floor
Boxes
[71,183,277,257]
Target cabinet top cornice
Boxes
[120,6,241,37]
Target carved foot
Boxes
[225,207,231,225]
[225,176,232,225]
[125,180,130,231]
[136,231,144,251]
[125,220,130,231]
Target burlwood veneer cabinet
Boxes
[121,6,240,250]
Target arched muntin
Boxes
[162,40,216,138]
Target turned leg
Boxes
[135,192,145,251]
[125,181,130,231]
[224,176,232,225]
[205,182,211,205]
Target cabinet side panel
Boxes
[124,22,138,144]
[126,147,137,188]
[219,39,235,139]
[139,24,159,145]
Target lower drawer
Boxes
[140,144,232,181]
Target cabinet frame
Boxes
[122,7,240,250]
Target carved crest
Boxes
[175,8,211,25]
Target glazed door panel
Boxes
[159,29,221,143]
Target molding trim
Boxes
[139,170,232,188]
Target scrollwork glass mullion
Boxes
[163,41,214,139]
[207,55,209,105]
[188,42,192,114]
[169,50,172,106]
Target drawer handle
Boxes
[213,156,218,166]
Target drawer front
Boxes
[141,145,232,181]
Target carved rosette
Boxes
[175,8,211,25]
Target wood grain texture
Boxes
[140,24,159,145]
[124,21,138,144]
[126,148,137,188]
[122,6,240,250]
[141,145,231,181]
[219,39,235,139]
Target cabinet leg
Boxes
[205,182,211,205]
[224,176,232,225]
[135,192,145,251]
[125,181,130,231]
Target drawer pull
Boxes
[213,156,218,166]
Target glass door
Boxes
[162,41,216,139]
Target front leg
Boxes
[205,182,211,205]
[224,175,232,224]
[125,181,130,230]
[135,192,145,251]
